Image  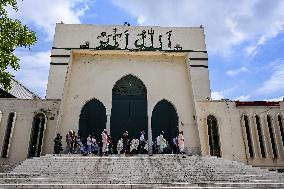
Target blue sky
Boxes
[6,0,284,100]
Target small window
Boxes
[255,115,266,158]
[243,115,254,158]
[1,112,16,158]
[207,115,221,157]
[28,113,46,157]
[267,115,278,158]
[0,111,2,131]
[278,115,284,147]
[0,111,2,125]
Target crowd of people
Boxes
[64,130,111,155]
[54,129,185,156]
[153,131,185,154]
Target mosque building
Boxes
[0,23,284,170]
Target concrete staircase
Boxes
[0,154,284,188]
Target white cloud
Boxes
[226,67,248,77]
[112,0,284,54]
[211,91,225,100]
[9,0,91,40]
[245,20,284,56]
[4,0,92,97]
[235,95,251,101]
[8,50,51,98]
[257,60,284,95]
[263,96,284,101]
[211,87,237,100]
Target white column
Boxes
[106,114,111,134]
[148,114,153,154]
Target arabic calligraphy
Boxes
[166,30,172,49]
[79,28,183,51]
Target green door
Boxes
[79,99,106,141]
[111,75,147,143]
[28,113,45,157]
[152,100,179,143]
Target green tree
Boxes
[0,0,37,91]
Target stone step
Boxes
[1,154,284,188]
[1,182,284,189]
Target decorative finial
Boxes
[124,22,130,26]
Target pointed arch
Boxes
[111,74,147,143]
[28,113,46,157]
[207,115,221,157]
[79,98,106,140]
[151,99,179,145]
[112,74,147,96]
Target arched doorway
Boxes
[79,99,106,141]
[207,115,221,157]
[111,74,147,143]
[28,113,46,157]
[151,99,179,152]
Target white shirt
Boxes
[156,136,160,146]
[102,132,108,143]
[140,133,145,142]
[91,137,96,143]
[87,137,92,146]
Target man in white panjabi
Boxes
[158,131,167,154]
[178,131,185,154]
[117,138,123,154]
[139,131,146,153]
[101,129,109,155]
[156,135,160,153]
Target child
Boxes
[77,137,86,155]
[86,135,92,154]
[91,135,100,154]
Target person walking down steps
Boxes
[178,131,185,154]
[101,129,109,156]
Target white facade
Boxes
[0,24,283,169]
[48,24,210,154]
[196,100,284,167]
[47,24,209,100]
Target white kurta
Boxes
[178,134,185,152]
[87,137,92,146]
[101,132,108,153]
[159,134,167,153]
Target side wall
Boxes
[0,99,60,163]
[196,100,284,168]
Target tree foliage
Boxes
[0,0,37,91]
